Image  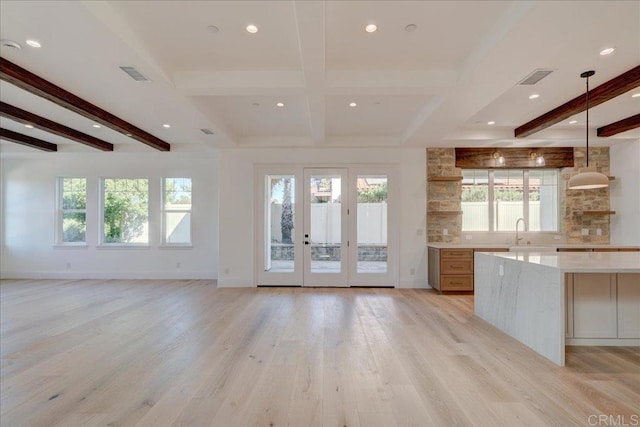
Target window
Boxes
[58,178,87,243]
[462,169,558,232]
[162,178,192,245]
[102,178,149,244]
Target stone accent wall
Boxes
[426,146,612,245]
[562,147,611,244]
[427,149,462,243]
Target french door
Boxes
[256,166,396,287]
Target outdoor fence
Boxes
[270,202,387,244]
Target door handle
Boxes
[304,241,309,245]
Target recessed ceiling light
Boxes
[276,102,284,107]
[569,120,578,124]
[1,39,21,50]
[632,93,640,98]
[528,94,540,99]
[125,133,132,137]
[599,47,615,56]
[207,25,220,34]
[487,121,495,125]
[349,102,357,107]
[246,24,258,34]
[26,39,41,48]
[24,124,34,129]
[405,24,417,32]
[162,124,171,128]
[93,124,101,128]
[365,24,377,33]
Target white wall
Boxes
[0,152,218,279]
[217,147,427,288]
[610,141,640,245]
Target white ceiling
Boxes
[0,0,638,154]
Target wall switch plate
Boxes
[596,228,602,236]
[410,268,416,275]
[443,229,448,236]
[581,228,589,236]
[416,229,423,236]
[499,265,504,276]
[554,235,561,240]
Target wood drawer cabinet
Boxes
[428,247,508,293]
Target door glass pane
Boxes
[265,175,295,273]
[310,175,341,273]
[493,170,524,231]
[357,175,387,273]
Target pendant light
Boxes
[568,70,609,190]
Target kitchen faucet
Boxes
[515,217,526,245]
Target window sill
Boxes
[96,244,151,250]
[53,243,89,249]
[159,244,193,249]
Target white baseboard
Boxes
[0,270,217,280]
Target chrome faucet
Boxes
[515,217,526,245]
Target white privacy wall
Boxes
[0,153,219,279]
[610,140,640,245]
[217,147,427,288]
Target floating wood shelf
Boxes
[428,211,463,215]
[428,176,463,182]
[575,210,616,215]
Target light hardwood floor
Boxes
[1,279,638,426]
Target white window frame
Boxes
[56,177,87,246]
[161,177,193,246]
[462,169,559,232]
[99,177,150,247]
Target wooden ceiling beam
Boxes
[0,57,170,151]
[0,128,57,152]
[0,101,114,151]
[597,114,640,137]
[515,65,640,138]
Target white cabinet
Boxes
[618,274,640,339]
[573,273,617,338]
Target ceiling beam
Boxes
[0,101,114,151]
[597,114,640,137]
[515,65,640,138]
[0,128,57,152]
[0,57,170,151]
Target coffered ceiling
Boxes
[1,0,638,153]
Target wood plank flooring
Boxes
[1,279,638,426]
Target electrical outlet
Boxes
[66,262,71,269]
[596,228,602,236]
[499,265,504,276]
[581,228,589,236]
[465,235,473,240]
[410,268,416,276]
[176,262,181,269]
[554,235,561,240]
[443,229,448,236]
[224,268,230,275]
[416,229,423,236]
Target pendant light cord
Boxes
[585,75,590,167]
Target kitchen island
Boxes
[474,251,640,366]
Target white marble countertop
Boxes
[427,243,640,250]
[480,251,640,273]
